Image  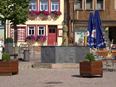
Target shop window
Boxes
[75,27,87,46]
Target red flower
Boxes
[51,11,61,16]
[39,11,49,16]
[29,10,51,16]
[34,11,40,15]
[36,35,46,42]
[29,10,40,15]
[25,35,36,41]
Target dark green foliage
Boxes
[0,0,29,24]
[85,53,95,62]
[2,52,10,61]
[5,37,13,43]
[0,0,29,44]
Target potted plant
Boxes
[50,11,61,20]
[36,35,46,46]
[0,52,18,75]
[80,53,103,77]
[38,10,49,20]
[25,35,36,45]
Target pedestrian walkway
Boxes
[0,62,116,87]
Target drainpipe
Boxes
[68,0,74,45]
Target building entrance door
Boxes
[109,27,116,44]
[48,25,57,46]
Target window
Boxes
[38,26,45,36]
[75,27,87,46]
[28,26,35,35]
[86,0,93,10]
[40,0,48,11]
[51,0,59,11]
[49,28,56,33]
[17,28,26,41]
[74,0,83,10]
[96,0,104,10]
[29,0,37,11]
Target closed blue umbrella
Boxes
[94,10,106,48]
[87,12,96,48]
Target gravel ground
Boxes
[0,62,116,87]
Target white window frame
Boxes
[51,0,59,11]
[96,0,105,10]
[85,0,94,10]
[29,0,37,11]
[28,26,35,36]
[40,0,48,11]
[38,26,45,36]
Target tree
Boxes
[62,22,68,46]
[0,0,29,46]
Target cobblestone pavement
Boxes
[0,62,116,87]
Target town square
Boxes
[0,0,116,87]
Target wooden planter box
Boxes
[80,61,103,77]
[0,60,18,75]
[112,50,116,56]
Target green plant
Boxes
[5,37,13,44]
[85,53,95,62]
[2,52,10,61]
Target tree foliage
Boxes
[0,0,29,24]
[0,0,29,45]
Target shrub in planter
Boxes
[2,52,10,61]
[0,52,19,75]
[80,53,103,77]
[85,53,95,62]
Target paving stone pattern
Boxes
[0,62,116,87]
